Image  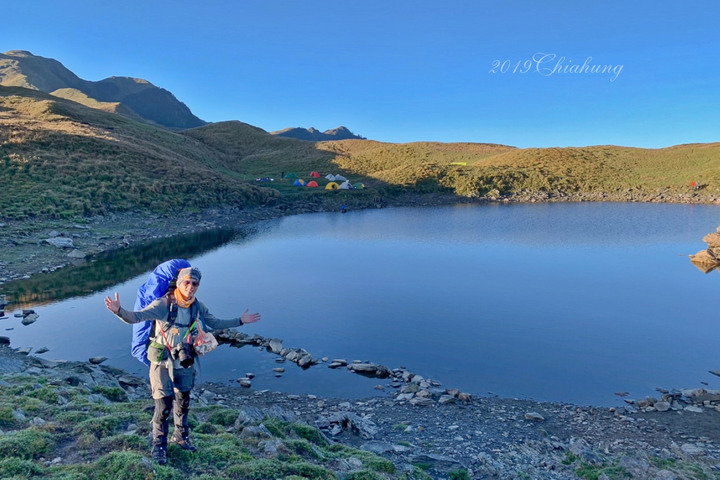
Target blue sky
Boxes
[4,1,720,148]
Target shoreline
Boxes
[1,189,716,284]
[2,342,720,479]
[3,195,720,477]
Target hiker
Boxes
[104,266,261,465]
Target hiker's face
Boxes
[178,278,199,298]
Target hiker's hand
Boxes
[105,292,121,315]
[241,309,261,324]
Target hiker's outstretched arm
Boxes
[107,297,169,325]
[201,303,261,329]
[104,292,121,314]
[241,309,261,324]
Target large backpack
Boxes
[131,258,191,365]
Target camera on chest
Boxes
[171,342,195,368]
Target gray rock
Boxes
[239,424,273,440]
[684,405,704,413]
[525,412,545,421]
[680,443,704,455]
[654,401,671,412]
[234,406,265,429]
[89,356,107,365]
[438,395,456,404]
[268,338,283,354]
[35,347,49,354]
[21,313,39,326]
[260,438,285,456]
[67,249,86,259]
[45,237,74,249]
[409,397,434,406]
[297,354,314,367]
[410,453,463,471]
[86,394,111,405]
[117,375,144,386]
[361,441,396,454]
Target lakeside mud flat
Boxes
[2,344,720,479]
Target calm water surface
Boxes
[4,203,720,406]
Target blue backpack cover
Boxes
[131,258,191,365]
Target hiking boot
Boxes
[151,444,167,465]
[170,433,197,452]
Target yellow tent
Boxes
[325,182,340,190]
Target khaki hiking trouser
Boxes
[149,362,195,399]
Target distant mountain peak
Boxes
[270,125,366,141]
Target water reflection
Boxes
[0,228,240,309]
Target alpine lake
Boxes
[3,202,720,407]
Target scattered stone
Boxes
[524,412,545,422]
[88,356,107,365]
[409,397,434,407]
[268,338,283,354]
[21,313,39,326]
[680,443,704,455]
[66,249,86,259]
[45,237,74,249]
[35,346,49,354]
[272,367,285,373]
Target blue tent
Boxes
[293,178,306,186]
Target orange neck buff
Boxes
[173,288,195,308]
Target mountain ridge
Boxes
[0,50,205,129]
[271,125,366,141]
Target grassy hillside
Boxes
[320,140,720,198]
[2,83,719,222]
[0,86,276,220]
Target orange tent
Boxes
[307,181,319,187]
[309,171,321,178]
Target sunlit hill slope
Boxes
[1,84,719,221]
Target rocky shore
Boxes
[3,194,720,479]
[2,341,720,479]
